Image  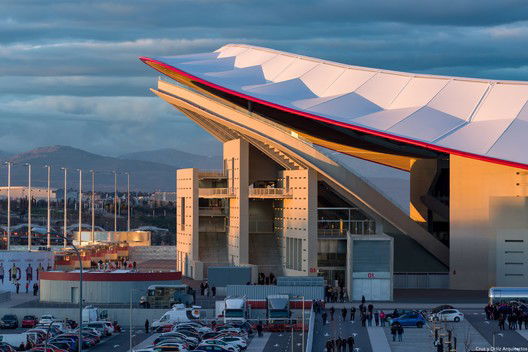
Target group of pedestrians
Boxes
[325,285,348,302]
[199,281,216,297]
[390,322,405,342]
[485,302,528,330]
[325,336,355,352]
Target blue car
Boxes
[390,312,426,328]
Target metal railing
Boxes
[249,187,292,198]
[198,188,235,198]
[199,207,226,216]
[317,220,376,237]
[198,169,226,178]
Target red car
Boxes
[22,315,39,328]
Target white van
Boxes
[151,304,201,329]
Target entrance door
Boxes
[71,287,79,303]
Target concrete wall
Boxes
[450,155,528,289]
[128,246,176,263]
[224,139,249,265]
[176,168,199,278]
[279,169,318,276]
[40,279,180,304]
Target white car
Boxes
[39,314,56,325]
[199,340,240,352]
[429,309,464,322]
[220,336,248,350]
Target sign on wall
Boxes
[0,251,54,293]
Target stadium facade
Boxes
[141,44,528,292]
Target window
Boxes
[180,197,185,231]
[285,237,302,271]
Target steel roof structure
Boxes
[141,44,528,170]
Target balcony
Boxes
[199,207,226,216]
[318,220,377,238]
[249,187,292,199]
[199,188,235,198]
[198,169,227,179]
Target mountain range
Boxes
[0,146,220,192]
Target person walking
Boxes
[361,313,367,327]
[390,324,397,341]
[341,307,347,321]
[347,336,355,352]
[322,311,328,326]
[374,311,380,326]
[367,311,373,327]
[499,313,505,330]
[325,339,333,352]
[200,282,205,296]
[15,281,20,294]
[330,306,335,321]
[211,286,216,297]
[257,321,263,337]
[145,319,149,334]
[380,310,386,327]
[397,324,404,342]
[350,306,356,322]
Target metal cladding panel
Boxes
[207,266,252,287]
[352,240,391,272]
[40,279,180,304]
[277,276,324,287]
[226,285,324,300]
[142,44,528,169]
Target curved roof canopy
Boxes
[141,44,528,170]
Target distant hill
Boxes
[3,145,219,192]
[119,148,221,169]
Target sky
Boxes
[1,0,528,157]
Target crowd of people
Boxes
[325,284,348,303]
[485,302,528,330]
[319,296,409,350]
[89,258,137,271]
[199,281,217,297]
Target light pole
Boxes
[25,163,31,251]
[129,288,142,352]
[113,171,117,232]
[78,169,82,247]
[125,172,130,232]
[5,162,11,250]
[90,170,95,243]
[52,231,83,352]
[301,296,305,352]
[61,167,67,248]
[45,165,51,249]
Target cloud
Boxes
[0,0,528,157]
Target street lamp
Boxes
[113,171,117,232]
[44,165,51,249]
[61,167,67,248]
[25,163,32,251]
[129,288,142,352]
[125,172,130,232]
[77,169,82,247]
[51,231,83,352]
[4,161,11,250]
[90,170,95,243]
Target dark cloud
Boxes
[0,0,527,156]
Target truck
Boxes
[140,284,195,308]
[267,295,291,324]
[82,306,108,323]
[151,304,202,329]
[223,296,248,323]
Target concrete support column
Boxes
[223,139,249,265]
[176,168,199,277]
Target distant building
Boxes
[0,186,55,201]
[149,191,176,202]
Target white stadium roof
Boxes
[142,44,528,169]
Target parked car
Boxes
[429,309,464,322]
[22,315,39,328]
[38,315,56,325]
[430,305,455,314]
[390,312,426,328]
[0,314,18,329]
